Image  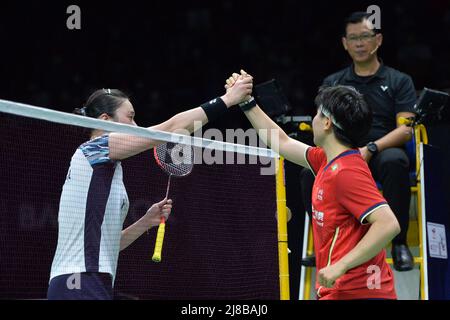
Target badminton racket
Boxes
[152,142,194,262]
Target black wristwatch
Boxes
[366,141,378,155]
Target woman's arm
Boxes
[109,107,207,161]
[225,70,311,167]
[109,77,253,160]
[243,105,311,167]
[317,206,400,288]
[120,199,172,251]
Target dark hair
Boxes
[314,85,372,148]
[73,89,129,119]
[343,11,381,36]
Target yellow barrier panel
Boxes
[276,157,290,300]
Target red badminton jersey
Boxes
[305,147,397,300]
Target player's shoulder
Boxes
[80,134,109,147]
[78,134,113,166]
[307,146,327,163]
[333,151,370,174]
[382,65,410,77]
[79,134,109,153]
[305,147,327,175]
[307,146,325,155]
[381,65,414,85]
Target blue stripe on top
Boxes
[79,135,112,167]
[84,163,116,272]
[358,201,388,223]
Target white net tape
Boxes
[0,99,279,159]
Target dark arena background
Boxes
[1,0,450,302]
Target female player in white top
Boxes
[48,77,253,300]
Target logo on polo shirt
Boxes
[380,85,388,92]
[312,205,324,227]
[317,189,324,201]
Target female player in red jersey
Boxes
[227,71,400,300]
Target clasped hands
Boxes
[221,69,254,107]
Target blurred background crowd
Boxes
[1,0,450,129]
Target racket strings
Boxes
[154,142,194,177]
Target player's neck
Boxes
[90,129,105,140]
[323,138,352,163]
[353,57,380,76]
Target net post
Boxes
[276,156,290,300]
[414,124,429,300]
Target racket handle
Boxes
[152,218,166,262]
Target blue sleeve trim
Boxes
[80,135,112,166]
[358,201,389,225]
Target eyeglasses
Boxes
[345,33,376,43]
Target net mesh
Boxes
[0,102,280,300]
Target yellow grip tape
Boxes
[152,223,166,262]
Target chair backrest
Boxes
[406,132,416,171]
[406,132,417,186]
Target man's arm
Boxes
[360,72,417,161]
[371,111,415,150]
[243,105,311,167]
[360,114,415,162]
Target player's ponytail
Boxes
[73,107,87,116]
[74,89,129,119]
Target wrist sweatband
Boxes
[200,97,228,122]
[239,96,257,112]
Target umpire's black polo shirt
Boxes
[322,61,417,146]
